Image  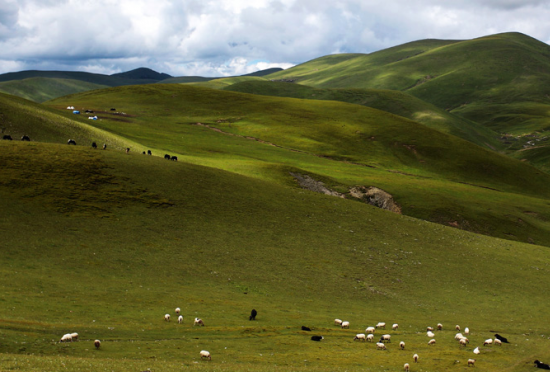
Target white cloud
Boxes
[0,0,550,76]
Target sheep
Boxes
[125,148,130,154]
[392,323,399,331]
[455,325,461,331]
[494,338,502,346]
[70,332,78,341]
[175,307,181,314]
[534,360,550,369]
[455,333,464,340]
[200,350,211,360]
[426,326,434,332]
[365,326,375,334]
[376,322,386,329]
[354,333,366,341]
[483,339,493,346]
[94,339,101,349]
[376,342,386,350]
[437,323,443,330]
[341,321,350,329]
[164,314,170,322]
[473,347,480,354]
[250,309,257,320]
[301,326,311,331]
[427,331,435,338]
[194,317,205,326]
[404,362,410,371]
[67,139,76,145]
[468,359,476,367]
[92,142,97,149]
[428,339,436,345]
[464,327,470,335]
[102,143,107,150]
[400,341,405,350]
[379,334,391,343]
[459,338,469,346]
[178,315,183,324]
[334,319,343,326]
[366,334,374,342]
[60,333,72,342]
[413,353,419,363]
[311,336,324,341]
[494,334,509,343]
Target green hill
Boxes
[224,80,501,150]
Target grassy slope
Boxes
[37,84,550,248]
[0,77,108,103]
[1,141,550,371]
[224,80,501,150]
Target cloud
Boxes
[0,0,550,76]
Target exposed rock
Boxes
[290,172,344,198]
[349,186,402,214]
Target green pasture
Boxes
[1,141,550,371]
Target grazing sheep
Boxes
[94,339,101,349]
[334,319,342,326]
[175,307,180,314]
[376,342,386,350]
[311,335,324,341]
[392,323,399,331]
[427,331,435,338]
[171,156,178,161]
[92,142,97,149]
[376,322,386,329]
[459,338,469,346]
[400,341,405,350]
[2,135,12,140]
[60,333,72,342]
[455,333,464,340]
[494,334,509,343]
[428,339,436,345]
[366,334,374,342]
[164,154,171,160]
[437,323,443,330]
[21,135,30,141]
[456,325,461,331]
[125,148,130,154]
[473,347,480,354]
[147,150,152,155]
[250,309,257,320]
[365,326,375,334]
[354,333,366,341]
[468,359,476,367]
[70,333,78,341]
[413,353,419,363]
[341,321,350,329]
[302,326,312,331]
[67,139,76,145]
[194,317,205,326]
[494,338,502,346]
[534,360,550,369]
[404,362,410,371]
[164,314,170,322]
[102,143,107,150]
[427,326,434,332]
[464,327,470,335]
[178,315,183,324]
[483,339,493,346]
[379,334,391,343]
[200,350,211,360]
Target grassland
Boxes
[2,140,550,371]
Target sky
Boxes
[1,0,549,77]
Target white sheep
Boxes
[60,333,72,342]
[459,338,469,346]
[354,333,367,341]
[455,325,461,331]
[437,323,443,330]
[464,327,470,335]
[200,350,211,360]
[483,339,493,346]
[455,333,464,340]
[94,339,101,349]
[367,334,374,342]
[194,317,205,326]
[473,347,480,354]
[365,326,375,334]
[334,319,343,326]
[376,342,387,350]
[413,353,419,362]
[178,315,183,324]
[400,341,405,349]
[427,331,435,338]
[341,321,350,329]
[164,314,170,322]
[494,338,502,346]
[70,332,78,341]
[392,323,399,331]
[175,307,181,314]
[379,334,391,343]
[428,339,436,345]
[427,326,434,332]
[404,362,410,371]
[376,322,386,329]
[468,358,476,367]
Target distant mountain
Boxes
[110,67,172,81]
[241,67,283,77]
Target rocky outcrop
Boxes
[290,172,344,198]
[349,186,401,214]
